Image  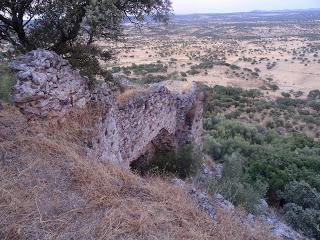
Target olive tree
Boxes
[0,0,172,51]
[0,0,171,85]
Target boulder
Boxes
[10,49,89,118]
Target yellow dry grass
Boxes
[0,105,278,240]
[117,87,150,106]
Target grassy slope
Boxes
[0,105,276,240]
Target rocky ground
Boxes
[172,160,308,240]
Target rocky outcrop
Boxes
[91,81,204,168]
[10,50,203,168]
[189,162,308,240]
[10,50,89,118]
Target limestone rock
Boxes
[10,50,204,169]
[94,81,204,167]
[189,188,216,220]
[254,199,308,240]
[212,194,235,211]
[10,49,89,118]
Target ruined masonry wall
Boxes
[11,50,203,168]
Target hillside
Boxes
[0,45,313,240]
[1,2,320,240]
[0,104,276,240]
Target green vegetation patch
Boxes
[0,61,16,102]
[203,85,320,238]
[118,63,168,75]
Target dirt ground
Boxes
[99,11,320,98]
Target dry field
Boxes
[100,10,320,98]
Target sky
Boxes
[172,0,320,14]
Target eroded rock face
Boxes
[10,50,89,118]
[93,82,204,167]
[10,50,204,168]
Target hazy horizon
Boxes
[172,0,320,14]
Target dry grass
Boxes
[117,87,150,106]
[0,105,278,240]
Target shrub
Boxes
[308,90,320,100]
[309,101,320,111]
[0,61,16,102]
[225,110,241,119]
[276,98,305,109]
[283,203,320,239]
[187,69,201,75]
[279,181,320,209]
[203,85,320,218]
[112,66,121,73]
[266,121,275,129]
[230,64,241,70]
[209,152,267,213]
[204,135,223,160]
[150,145,201,179]
[269,84,279,91]
[180,72,187,77]
[122,63,168,75]
[64,45,105,88]
[204,117,320,201]
[281,92,291,98]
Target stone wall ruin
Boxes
[10,50,204,168]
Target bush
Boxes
[276,98,306,109]
[266,121,275,129]
[204,117,320,199]
[112,66,121,73]
[308,90,320,100]
[202,85,320,236]
[187,68,201,75]
[64,45,105,88]
[149,145,201,179]
[283,203,320,239]
[180,72,187,77]
[269,84,279,91]
[225,110,241,119]
[279,181,320,209]
[122,63,168,75]
[209,152,267,213]
[0,61,16,102]
[281,92,291,98]
[309,101,320,111]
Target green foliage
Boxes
[0,0,172,51]
[230,64,241,70]
[278,181,320,239]
[283,203,320,239]
[125,72,184,85]
[208,152,267,213]
[201,85,320,138]
[121,63,168,75]
[63,45,105,88]
[150,145,201,179]
[0,61,16,102]
[279,181,320,209]
[269,83,279,91]
[308,90,320,100]
[276,98,306,109]
[203,85,320,236]
[1,0,172,88]
[187,68,201,75]
[309,101,320,111]
[204,116,320,210]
